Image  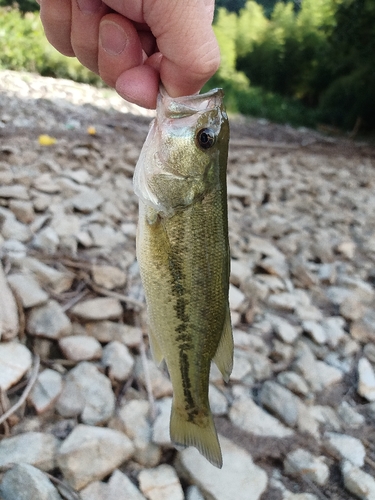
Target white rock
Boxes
[268,292,297,311]
[229,284,245,310]
[186,485,205,500]
[21,258,74,293]
[177,435,268,500]
[56,362,115,425]
[57,424,134,490]
[284,448,329,486]
[7,273,48,308]
[86,320,142,347]
[71,297,123,320]
[59,335,102,361]
[9,199,35,224]
[342,460,375,499]
[302,320,327,344]
[229,394,294,438]
[231,354,252,381]
[152,397,173,447]
[29,368,63,413]
[92,264,126,290]
[0,342,32,390]
[139,464,184,500]
[209,384,228,416]
[324,432,365,467]
[102,340,134,380]
[27,300,72,339]
[321,316,346,347]
[0,262,19,340]
[357,357,375,401]
[0,432,59,471]
[268,314,300,344]
[0,184,29,200]
[0,463,62,500]
[260,380,299,427]
[118,400,161,467]
[135,357,173,399]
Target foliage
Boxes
[0,0,38,12]
[0,8,102,85]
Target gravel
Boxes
[1,69,375,499]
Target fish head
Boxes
[134,88,229,216]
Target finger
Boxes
[39,0,74,57]
[116,64,160,109]
[98,13,143,88]
[147,0,220,97]
[70,0,109,74]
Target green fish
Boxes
[134,87,233,468]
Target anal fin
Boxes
[213,305,233,383]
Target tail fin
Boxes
[170,404,222,468]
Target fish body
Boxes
[134,88,233,468]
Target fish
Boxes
[133,87,233,468]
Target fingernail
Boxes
[100,22,127,56]
[76,0,102,14]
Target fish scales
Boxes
[134,87,233,468]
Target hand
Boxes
[38,0,220,109]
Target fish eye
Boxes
[196,128,216,150]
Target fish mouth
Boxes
[158,86,224,119]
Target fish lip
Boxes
[159,86,224,119]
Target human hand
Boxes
[38,0,220,109]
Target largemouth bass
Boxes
[134,87,233,468]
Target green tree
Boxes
[0,0,39,12]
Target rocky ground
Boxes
[0,69,375,500]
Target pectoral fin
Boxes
[148,324,164,366]
[213,305,233,383]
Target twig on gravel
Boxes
[61,289,89,312]
[88,281,145,310]
[44,472,82,500]
[0,388,10,435]
[0,355,40,427]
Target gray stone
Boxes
[342,460,375,499]
[324,432,365,467]
[118,400,161,467]
[106,470,146,500]
[32,227,59,254]
[27,300,72,339]
[0,342,32,390]
[92,264,127,290]
[0,432,59,471]
[0,463,62,500]
[229,284,245,310]
[186,485,205,500]
[277,371,310,397]
[268,292,297,312]
[337,402,365,429]
[101,340,134,380]
[302,320,327,345]
[21,258,74,294]
[29,368,63,413]
[59,335,102,361]
[229,391,294,438]
[57,424,134,490]
[321,316,346,348]
[135,357,173,399]
[7,273,48,308]
[71,297,123,320]
[139,465,184,500]
[260,380,299,427]
[70,189,104,213]
[56,362,115,424]
[9,199,35,224]
[357,357,375,402]
[177,435,268,500]
[231,354,252,381]
[268,314,300,344]
[284,448,329,486]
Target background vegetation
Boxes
[1,0,374,131]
